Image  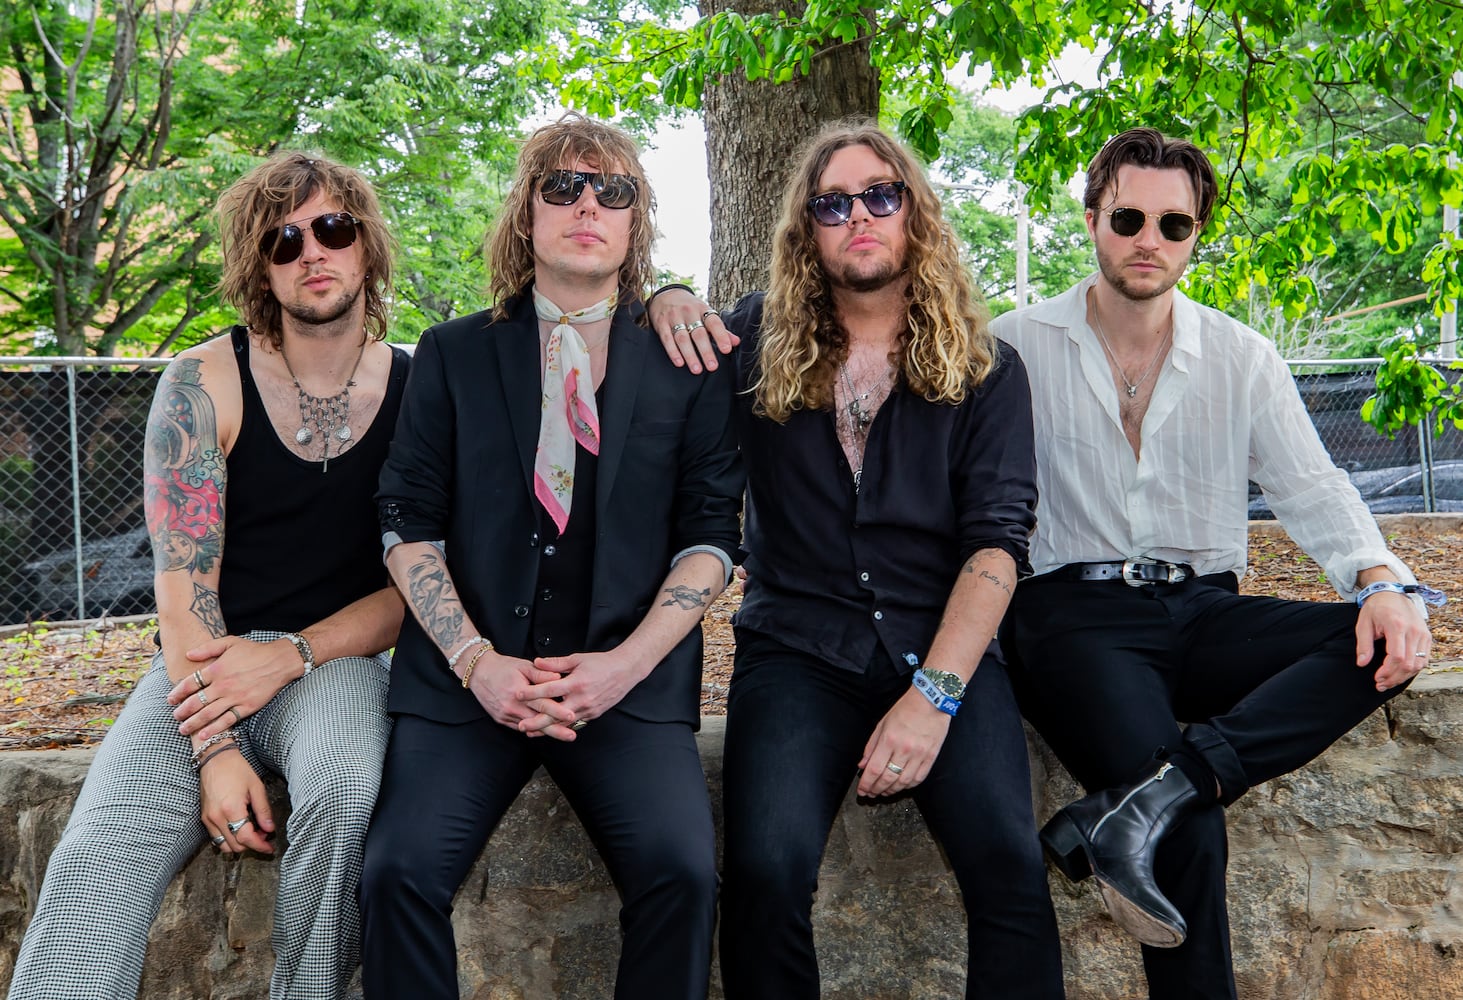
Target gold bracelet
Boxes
[460,641,492,688]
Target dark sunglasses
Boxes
[540,170,638,210]
[263,212,361,265]
[807,181,907,227]
[1105,207,1198,242]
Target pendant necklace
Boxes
[837,361,893,493]
[1091,306,1170,399]
[280,338,367,472]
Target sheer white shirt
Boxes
[990,272,1415,600]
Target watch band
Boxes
[912,669,962,716]
[281,632,316,675]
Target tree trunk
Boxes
[698,1,878,307]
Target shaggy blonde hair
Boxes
[755,119,995,422]
[216,151,394,349]
[487,113,656,319]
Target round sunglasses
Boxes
[262,212,361,265]
[1105,207,1198,242]
[807,181,907,227]
[540,170,638,210]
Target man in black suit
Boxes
[358,114,743,1000]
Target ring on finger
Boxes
[210,834,227,846]
[686,320,704,332]
[671,323,689,334]
[228,706,243,725]
[1414,652,1428,658]
[886,762,905,775]
[571,720,588,731]
[227,817,250,834]
[701,309,720,321]
[192,669,206,690]
[197,690,209,707]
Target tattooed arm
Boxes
[516,551,728,731]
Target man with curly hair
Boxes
[9,152,408,1000]
[358,114,742,999]
[650,119,1065,998]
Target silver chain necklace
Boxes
[1090,306,1170,399]
[279,338,367,472]
[837,361,893,492]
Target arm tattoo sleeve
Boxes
[661,585,712,610]
[406,553,467,649]
[143,358,228,635]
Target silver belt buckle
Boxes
[1120,558,1173,587]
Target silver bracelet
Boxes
[447,635,489,669]
[191,728,239,768]
[281,632,316,675]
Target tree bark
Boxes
[698,1,878,307]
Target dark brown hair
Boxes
[216,152,394,348]
[1083,128,1218,227]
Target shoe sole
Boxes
[1096,877,1186,948]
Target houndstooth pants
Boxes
[7,632,390,1000]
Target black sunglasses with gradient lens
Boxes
[263,212,361,265]
[807,181,907,227]
[1106,207,1198,242]
[539,170,639,210]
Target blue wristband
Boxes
[911,669,962,716]
[1356,581,1447,608]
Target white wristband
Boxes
[447,635,489,669]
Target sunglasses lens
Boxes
[591,174,637,210]
[863,182,904,218]
[541,170,582,206]
[1159,213,1195,241]
[1108,207,1146,237]
[809,193,852,226]
[313,213,360,250]
[267,225,305,265]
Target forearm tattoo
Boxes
[143,358,228,636]
[963,551,1013,597]
[406,553,466,648]
[661,585,712,610]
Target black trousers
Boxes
[358,709,717,1000]
[1005,572,1405,1000]
[718,628,1066,999]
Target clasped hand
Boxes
[167,635,305,740]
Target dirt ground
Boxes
[3,524,1459,750]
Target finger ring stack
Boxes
[886,762,905,775]
[226,817,250,834]
[197,690,209,707]
[571,720,588,731]
[701,309,720,321]
[210,834,227,846]
[192,670,207,689]
[671,323,689,334]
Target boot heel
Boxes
[1040,811,1093,882]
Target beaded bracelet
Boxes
[447,635,489,670]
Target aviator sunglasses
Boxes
[540,170,639,210]
[262,212,361,265]
[807,181,907,227]
[1105,207,1198,242]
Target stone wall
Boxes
[1,669,1460,999]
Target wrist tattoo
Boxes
[661,585,711,610]
[189,583,227,637]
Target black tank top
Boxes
[217,326,409,634]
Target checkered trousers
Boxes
[6,632,390,1000]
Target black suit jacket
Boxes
[377,291,743,726]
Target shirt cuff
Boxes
[671,544,734,587]
[381,532,446,565]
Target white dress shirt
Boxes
[990,273,1415,599]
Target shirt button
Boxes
[873,610,884,621]
[530,532,540,548]
[536,636,551,648]
[541,588,553,601]
[859,572,870,582]
[544,544,558,556]
[514,604,529,618]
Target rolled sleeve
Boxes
[376,329,456,544]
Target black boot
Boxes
[1040,761,1197,948]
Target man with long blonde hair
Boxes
[359,113,741,999]
[651,119,1064,998]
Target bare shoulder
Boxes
[156,332,244,453]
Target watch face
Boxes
[927,669,965,699]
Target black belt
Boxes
[1049,559,1195,586]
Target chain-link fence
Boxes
[1,355,1460,626]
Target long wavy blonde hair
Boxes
[487,113,657,319]
[755,119,995,422]
[216,151,395,349]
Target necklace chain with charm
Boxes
[280,338,367,472]
[1090,305,1170,399]
[836,360,894,493]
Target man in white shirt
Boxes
[990,128,1436,999]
